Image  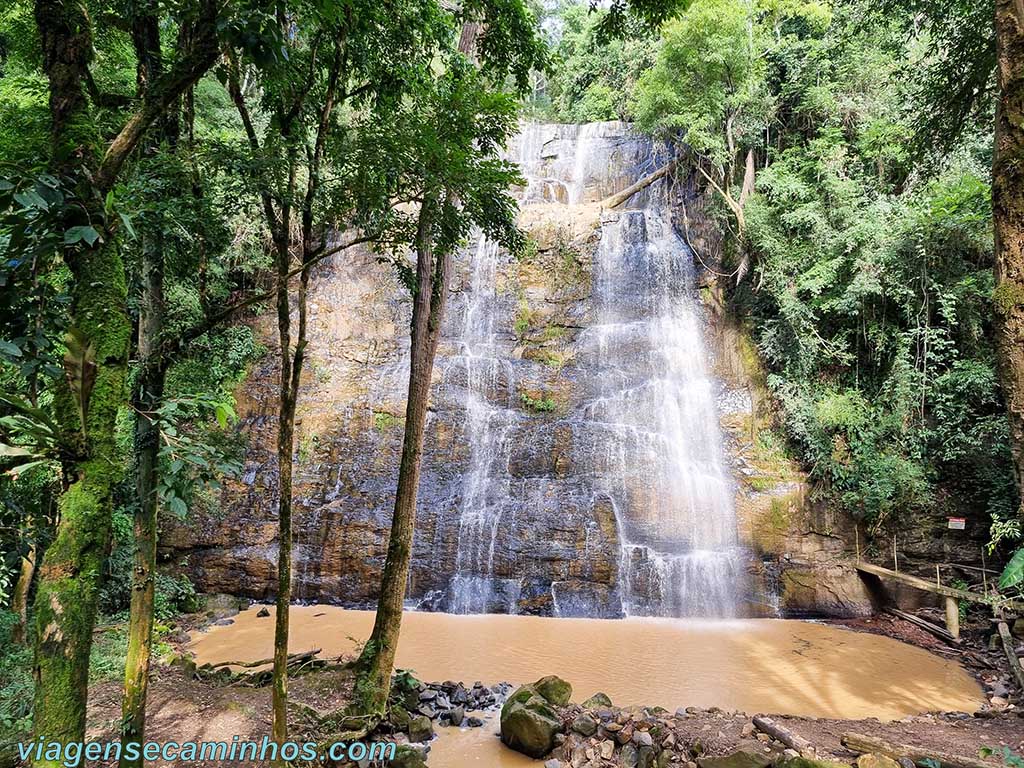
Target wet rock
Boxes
[621,744,639,768]
[408,715,433,743]
[545,760,564,768]
[449,706,465,727]
[256,606,270,618]
[466,716,484,727]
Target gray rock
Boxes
[621,744,639,768]
[545,761,563,768]
[632,731,653,747]
[583,692,613,709]
[572,714,598,737]
[408,715,433,743]
[390,746,428,768]
[449,706,465,727]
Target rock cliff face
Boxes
[160,122,874,618]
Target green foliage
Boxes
[634,0,770,165]
[89,623,129,684]
[373,412,403,431]
[151,392,243,518]
[520,391,557,413]
[999,548,1024,591]
[531,3,657,122]
[0,611,32,738]
[99,509,201,620]
[980,747,1024,768]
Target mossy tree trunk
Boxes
[119,196,167,768]
[119,15,179,765]
[29,0,219,758]
[354,195,450,714]
[994,0,1024,523]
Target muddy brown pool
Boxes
[188,606,983,766]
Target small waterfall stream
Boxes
[446,122,745,617]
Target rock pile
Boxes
[498,677,925,768]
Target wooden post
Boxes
[892,535,898,572]
[944,596,960,639]
[981,548,989,597]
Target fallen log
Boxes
[884,607,960,644]
[208,648,321,670]
[752,716,815,756]
[601,160,676,209]
[996,620,1024,691]
[841,733,992,768]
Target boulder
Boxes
[500,677,571,758]
[776,757,852,768]
[203,593,244,620]
[572,713,598,736]
[535,675,573,706]
[856,755,902,768]
[408,715,433,743]
[697,750,773,768]
[583,692,613,708]
[390,746,428,768]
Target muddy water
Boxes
[189,606,982,766]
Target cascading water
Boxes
[447,235,524,613]
[446,122,746,618]
[584,199,744,618]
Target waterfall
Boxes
[446,122,745,617]
[584,198,743,617]
[448,235,523,614]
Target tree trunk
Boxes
[11,538,36,645]
[271,223,296,759]
[118,19,168,767]
[119,233,165,768]
[993,0,1024,523]
[30,5,131,757]
[354,197,449,714]
[31,243,131,763]
[29,0,216,757]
